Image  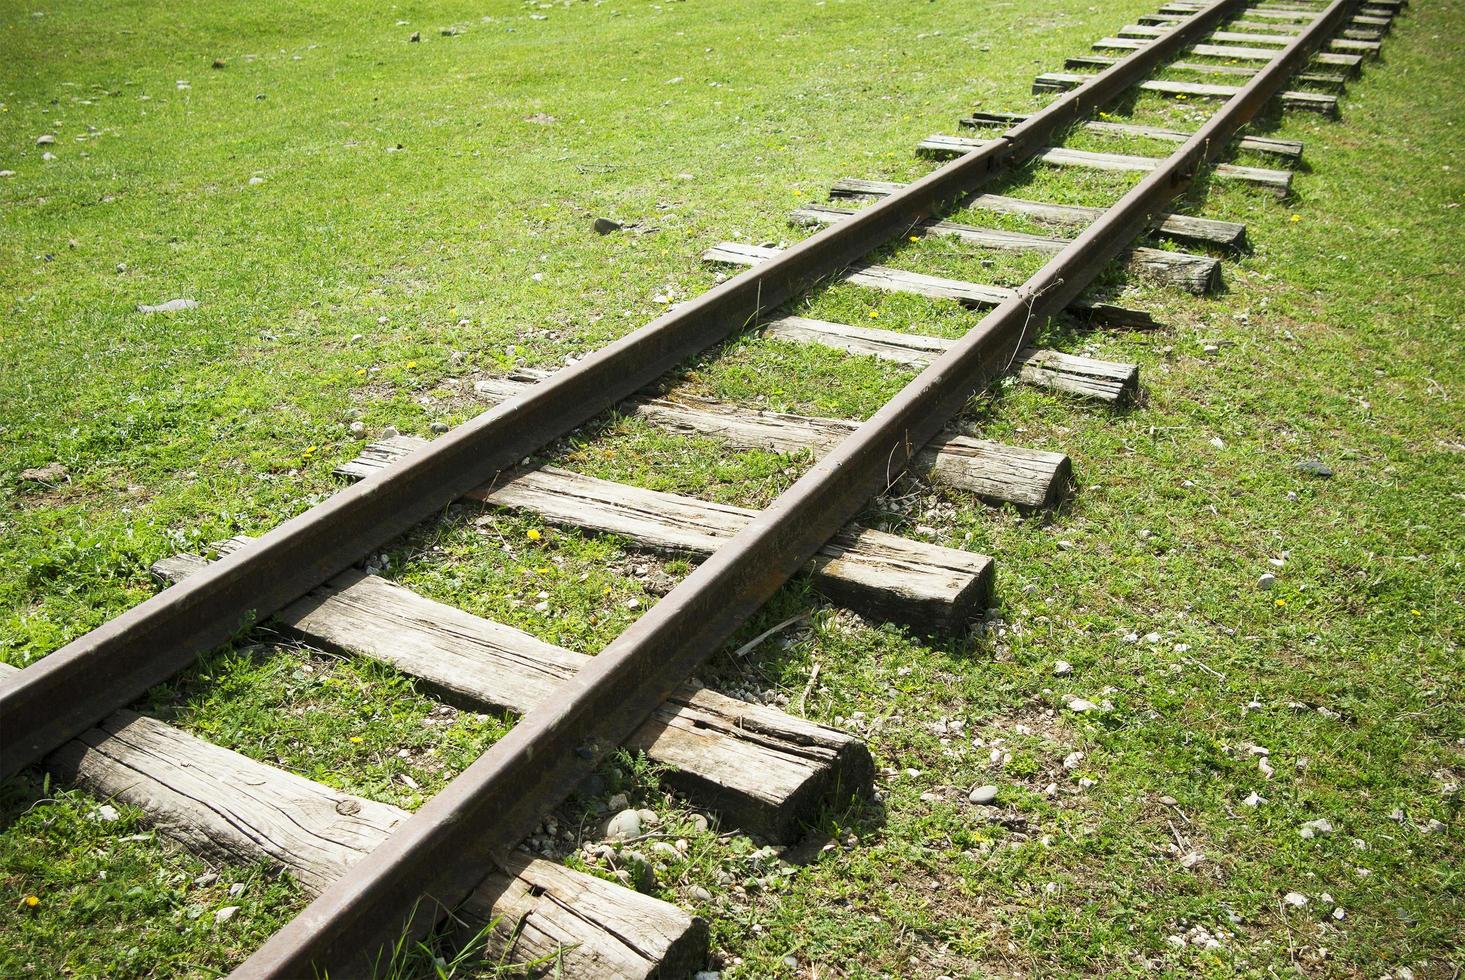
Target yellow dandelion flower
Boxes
[23,895,39,908]
[355,368,367,377]
[868,310,879,318]
[527,528,542,542]
[1275,598,1287,607]
[350,736,364,744]
[405,360,417,369]
[1411,609,1421,616]
[909,236,921,243]
[1290,214,1301,222]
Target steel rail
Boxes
[231,0,1357,974]
[0,0,1250,780]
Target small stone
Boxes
[212,59,227,69]
[968,785,998,805]
[1332,907,1346,920]
[1299,818,1335,839]
[348,421,366,438]
[783,956,799,969]
[690,813,710,833]
[1243,792,1266,807]
[380,426,400,439]
[1424,819,1446,834]
[693,972,721,980]
[136,298,198,314]
[1258,573,1276,590]
[604,808,642,840]
[409,31,420,41]
[0,170,15,178]
[41,151,56,161]
[19,462,67,484]
[1064,696,1099,714]
[193,872,219,888]
[36,134,56,146]
[1209,437,1225,449]
[1179,852,1205,868]
[689,885,712,902]
[430,422,450,434]
[228,882,245,896]
[1158,795,1178,806]
[592,217,622,235]
[214,905,240,924]
[1283,891,1308,907]
[1053,660,1073,676]
[1062,751,1084,770]
[116,262,127,273]
[636,808,659,828]
[247,176,264,186]
[91,804,120,822]
[1295,459,1334,478]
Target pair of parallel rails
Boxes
[0,0,1403,974]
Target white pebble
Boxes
[1053,660,1073,676]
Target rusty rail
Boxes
[229,0,1358,973]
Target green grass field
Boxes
[2,0,1462,975]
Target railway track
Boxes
[0,0,1406,974]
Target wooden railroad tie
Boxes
[962,109,1306,162]
[0,660,708,978]
[1115,22,1382,56]
[1031,72,1340,118]
[339,439,996,631]
[153,545,873,843]
[792,201,1222,295]
[759,316,1141,406]
[916,136,1295,198]
[704,241,1160,327]
[829,178,1249,251]
[1062,54,1347,92]
[1091,37,1365,75]
[472,370,1074,509]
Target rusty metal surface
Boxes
[225,0,1377,973]
[0,0,1251,781]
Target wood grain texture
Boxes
[828,178,1248,250]
[1091,36,1364,74]
[0,663,707,979]
[1116,22,1380,54]
[472,371,1070,509]
[761,316,1139,405]
[916,137,1295,197]
[339,440,995,631]
[791,202,1221,294]
[962,109,1305,160]
[704,241,1157,328]
[1058,55,1346,93]
[152,548,872,842]
[1030,72,1338,119]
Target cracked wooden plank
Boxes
[1031,72,1338,118]
[760,316,1139,405]
[152,547,873,843]
[704,241,1158,328]
[340,440,995,632]
[916,136,1294,197]
[472,370,1071,509]
[828,178,1248,250]
[0,661,707,979]
[791,202,1221,294]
